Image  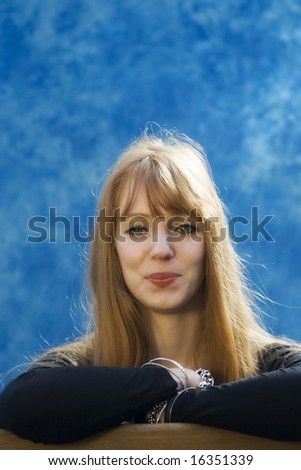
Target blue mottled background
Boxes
[1,0,301,377]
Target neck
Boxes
[142,309,201,369]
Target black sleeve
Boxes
[166,349,301,441]
[0,365,177,444]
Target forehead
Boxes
[113,162,199,218]
[118,186,165,216]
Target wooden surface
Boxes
[1,424,301,450]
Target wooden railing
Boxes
[1,424,301,450]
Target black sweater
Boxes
[1,345,301,444]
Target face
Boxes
[114,190,206,317]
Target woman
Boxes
[1,130,301,444]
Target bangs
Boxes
[114,155,201,218]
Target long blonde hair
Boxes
[41,130,279,383]
[85,130,277,383]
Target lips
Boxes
[146,272,180,287]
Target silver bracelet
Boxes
[142,359,214,424]
[165,387,196,423]
[141,357,188,390]
[142,357,188,388]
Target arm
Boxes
[0,365,177,444]
[166,349,301,441]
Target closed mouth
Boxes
[146,272,180,280]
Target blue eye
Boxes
[175,224,196,234]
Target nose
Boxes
[150,226,175,260]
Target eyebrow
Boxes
[125,213,156,218]
[119,212,191,220]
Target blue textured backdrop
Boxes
[1,0,301,377]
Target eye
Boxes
[174,224,196,234]
[126,225,148,236]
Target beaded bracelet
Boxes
[145,400,168,424]
[196,368,215,388]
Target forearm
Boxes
[0,365,177,444]
[166,365,301,441]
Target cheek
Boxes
[114,243,146,298]
[186,238,205,262]
[188,241,206,280]
[115,242,142,275]
[115,243,129,273]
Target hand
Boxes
[169,367,201,390]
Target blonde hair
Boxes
[85,130,277,383]
[41,130,279,383]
